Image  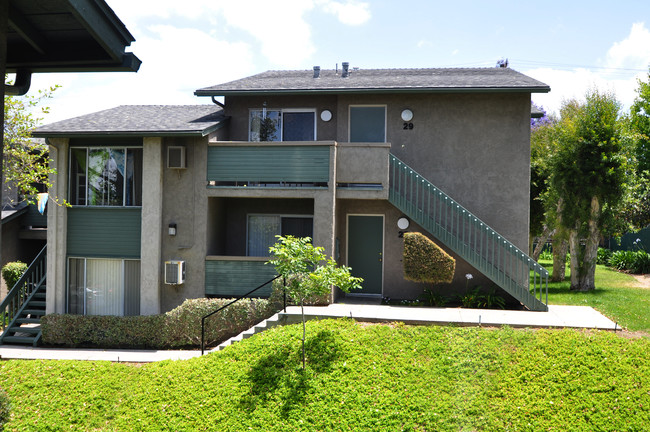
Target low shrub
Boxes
[631,251,650,274]
[0,388,9,430]
[477,287,506,310]
[420,288,449,307]
[460,286,484,308]
[608,250,650,274]
[608,250,636,271]
[597,247,613,265]
[460,286,506,309]
[403,232,455,284]
[41,295,281,349]
[538,250,553,261]
[1,261,28,290]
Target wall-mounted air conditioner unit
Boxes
[164,260,186,285]
[167,146,186,169]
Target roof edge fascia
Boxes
[32,131,210,139]
[195,86,551,97]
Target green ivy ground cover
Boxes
[540,260,650,331]
[1,319,649,431]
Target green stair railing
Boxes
[389,154,548,311]
[0,246,47,337]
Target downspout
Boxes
[211,96,224,108]
[4,69,32,96]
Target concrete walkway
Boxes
[0,304,618,363]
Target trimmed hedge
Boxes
[1,262,27,291]
[41,296,281,349]
[403,232,456,284]
[0,388,9,430]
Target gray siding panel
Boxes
[67,207,142,258]
[205,259,277,297]
[207,145,330,183]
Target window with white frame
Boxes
[249,109,316,142]
[247,215,314,256]
[69,147,143,206]
[68,258,141,316]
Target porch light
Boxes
[401,109,413,122]
[320,110,332,122]
[168,223,177,236]
[397,217,410,230]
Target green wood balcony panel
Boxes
[67,207,142,258]
[207,145,330,183]
[205,259,277,297]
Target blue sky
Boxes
[27,0,650,124]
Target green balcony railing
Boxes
[205,257,277,298]
[207,144,330,186]
[389,154,548,311]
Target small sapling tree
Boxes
[269,235,362,369]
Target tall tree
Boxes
[550,89,627,291]
[622,69,650,230]
[3,82,59,204]
[529,104,556,257]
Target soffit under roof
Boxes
[5,0,140,73]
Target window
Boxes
[249,109,316,142]
[349,106,386,143]
[247,215,314,256]
[68,258,140,316]
[70,147,143,206]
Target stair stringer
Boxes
[388,154,548,311]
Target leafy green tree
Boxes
[630,69,650,174]
[622,70,650,230]
[530,105,571,281]
[3,82,59,204]
[530,106,557,258]
[550,89,628,291]
[268,236,362,369]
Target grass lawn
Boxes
[539,259,650,332]
[1,319,650,431]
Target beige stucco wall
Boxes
[222,93,530,253]
[44,90,532,312]
[158,136,209,312]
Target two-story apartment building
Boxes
[27,66,550,326]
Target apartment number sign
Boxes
[401,109,414,130]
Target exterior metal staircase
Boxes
[388,154,548,311]
[0,246,47,346]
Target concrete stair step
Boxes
[212,313,282,352]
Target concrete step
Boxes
[212,313,282,352]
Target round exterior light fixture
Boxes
[401,109,413,122]
[397,217,410,230]
[320,109,332,122]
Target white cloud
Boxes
[216,1,317,67]
[30,25,255,124]
[106,0,371,68]
[528,23,650,117]
[527,67,645,118]
[605,22,650,70]
[318,0,371,26]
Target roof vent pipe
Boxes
[342,62,350,78]
[313,66,321,78]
